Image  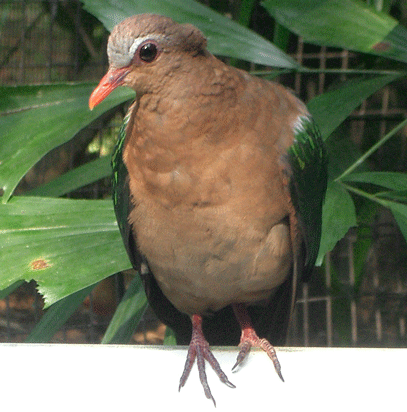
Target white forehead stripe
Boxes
[129,34,164,56]
[108,34,165,68]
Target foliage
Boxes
[1,0,407,343]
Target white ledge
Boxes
[1,344,404,410]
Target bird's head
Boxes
[89,14,207,109]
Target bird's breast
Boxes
[125,138,293,314]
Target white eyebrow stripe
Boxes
[129,34,164,56]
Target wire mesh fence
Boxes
[1,0,107,84]
[1,0,407,348]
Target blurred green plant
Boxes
[1,0,407,344]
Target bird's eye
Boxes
[139,42,158,63]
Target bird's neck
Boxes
[127,54,245,157]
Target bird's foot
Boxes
[232,303,284,382]
[232,327,284,381]
[179,314,235,406]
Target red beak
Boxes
[89,67,130,110]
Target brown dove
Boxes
[89,13,327,405]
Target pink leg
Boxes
[179,314,235,406]
[232,303,284,382]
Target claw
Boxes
[232,303,284,382]
[179,314,235,406]
[232,340,251,371]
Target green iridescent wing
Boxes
[249,116,327,345]
[287,115,328,280]
[111,113,140,269]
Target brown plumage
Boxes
[90,13,327,405]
